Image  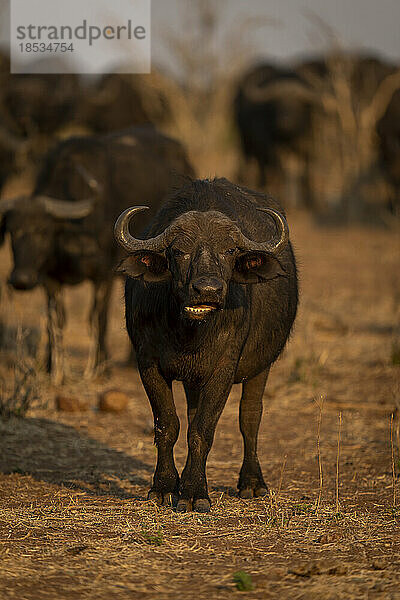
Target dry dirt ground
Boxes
[0,211,399,600]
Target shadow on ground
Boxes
[0,417,151,500]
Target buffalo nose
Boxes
[192,277,223,295]
[8,270,37,291]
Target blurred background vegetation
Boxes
[0,0,399,224]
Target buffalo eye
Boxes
[225,248,236,255]
[140,255,152,266]
[246,256,264,270]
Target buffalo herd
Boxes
[1,126,193,383]
[234,54,400,221]
[0,48,399,511]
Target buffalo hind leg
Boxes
[178,373,234,513]
[85,280,113,378]
[238,368,269,498]
[45,283,66,386]
[140,362,180,506]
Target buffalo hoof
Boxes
[148,490,178,507]
[176,498,211,513]
[238,486,268,499]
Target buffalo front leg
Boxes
[183,383,198,428]
[238,368,269,498]
[85,280,113,378]
[139,363,180,506]
[45,283,66,386]
[178,374,234,513]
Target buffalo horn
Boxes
[115,206,289,256]
[243,77,318,104]
[237,208,289,255]
[0,196,26,214]
[75,164,103,193]
[38,196,95,219]
[0,195,94,220]
[114,206,175,253]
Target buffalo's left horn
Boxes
[38,197,95,219]
[237,208,289,255]
[114,206,174,253]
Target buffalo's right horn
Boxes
[114,206,174,253]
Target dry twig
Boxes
[336,412,342,514]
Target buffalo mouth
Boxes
[184,303,219,318]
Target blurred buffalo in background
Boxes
[234,53,400,223]
[234,62,315,207]
[76,73,173,134]
[0,53,175,200]
[0,125,194,383]
[0,52,83,197]
[0,40,399,386]
[377,87,400,212]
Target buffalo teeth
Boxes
[185,306,214,314]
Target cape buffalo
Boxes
[76,73,171,134]
[234,54,400,221]
[0,126,194,383]
[2,71,81,138]
[234,62,314,198]
[115,178,298,512]
[378,88,400,216]
[0,56,83,197]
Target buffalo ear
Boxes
[117,251,171,282]
[233,252,286,284]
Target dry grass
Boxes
[0,359,40,419]
[0,307,45,419]
[0,210,399,599]
[0,25,398,593]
